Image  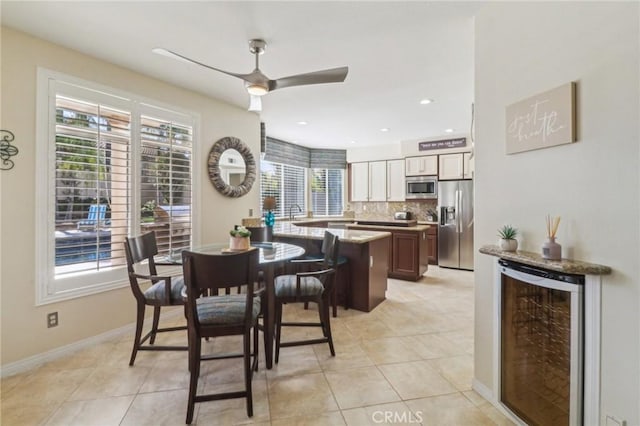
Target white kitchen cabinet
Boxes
[350,159,405,202]
[405,155,438,176]
[368,161,387,201]
[351,162,369,201]
[463,152,474,179]
[438,153,464,180]
[386,159,405,201]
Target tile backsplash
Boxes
[347,201,438,222]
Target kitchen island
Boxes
[272,222,391,312]
[346,221,430,281]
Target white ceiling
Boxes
[1,1,477,149]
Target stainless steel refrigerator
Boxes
[438,180,474,270]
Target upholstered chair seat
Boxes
[274,275,324,298]
[195,295,261,325]
[144,277,185,303]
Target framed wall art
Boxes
[505,82,576,154]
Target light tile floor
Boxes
[1,266,514,425]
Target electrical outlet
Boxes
[47,312,58,328]
[249,208,253,217]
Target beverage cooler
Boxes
[499,259,584,426]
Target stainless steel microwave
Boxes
[406,176,437,199]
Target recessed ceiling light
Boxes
[444,128,454,133]
[297,121,307,125]
[380,128,389,132]
[350,140,356,144]
[420,99,434,105]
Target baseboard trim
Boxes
[471,378,495,403]
[1,309,183,378]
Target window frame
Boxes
[259,159,308,219]
[260,161,347,219]
[35,68,200,305]
[310,168,345,217]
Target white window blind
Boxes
[260,160,306,218]
[139,115,193,255]
[54,95,131,277]
[311,168,344,216]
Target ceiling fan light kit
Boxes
[153,38,348,112]
[245,82,269,96]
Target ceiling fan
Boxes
[153,39,349,112]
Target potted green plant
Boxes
[498,225,519,251]
[229,225,252,251]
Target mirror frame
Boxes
[207,136,256,197]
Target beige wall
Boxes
[0,27,261,365]
[474,2,639,424]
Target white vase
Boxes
[499,238,518,252]
[229,236,250,251]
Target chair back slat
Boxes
[124,232,158,267]
[322,232,340,270]
[123,232,162,302]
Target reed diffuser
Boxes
[542,214,562,260]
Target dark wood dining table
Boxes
[156,241,305,369]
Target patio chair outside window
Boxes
[77,204,107,230]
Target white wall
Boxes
[0,27,260,365]
[474,3,639,424]
[347,143,402,162]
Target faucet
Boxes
[289,204,302,221]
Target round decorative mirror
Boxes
[207,137,256,197]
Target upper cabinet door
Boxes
[368,161,387,201]
[438,153,464,180]
[351,162,369,201]
[463,152,474,179]
[386,159,405,201]
[405,155,438,176]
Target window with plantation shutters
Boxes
[260,160,306,218]
[139,115,193,254]
[36,70,197,304]
[53,95,131,281]
[311,169,344,216]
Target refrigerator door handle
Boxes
[454,190,460,233]
[457,189,463,233]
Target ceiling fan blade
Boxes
[152,48,250,81]
[269,67,349,91]
[248,95,262,112]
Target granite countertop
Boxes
[479,244,612,275]
[273,222,390,244]
[347,222,430,232]
[417,220,439,225]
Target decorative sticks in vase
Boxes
[543,214,562,260]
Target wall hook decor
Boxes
[1,130,18,170]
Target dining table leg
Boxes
[263,265,275,369]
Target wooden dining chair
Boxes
[303,231,350,317]
[273,231,339,363]
[181,248,264,423]
[123,232,188,366]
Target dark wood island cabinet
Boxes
[346,222,430,281]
